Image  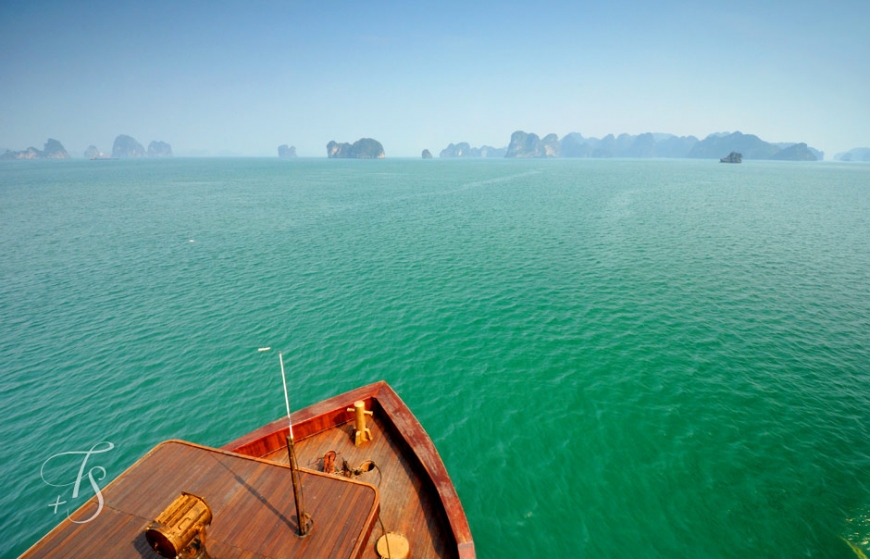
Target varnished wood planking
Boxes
[22,441,378,559]
[372,388,474,559]
[225,381,475,558]
[236,390,462,558]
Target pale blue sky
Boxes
[1,0,867,157]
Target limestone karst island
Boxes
[327,138,385,159]
[1,139,70,160]
[111,135,173,158]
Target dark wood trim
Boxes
[221,382,385,455]
[371,383,476,559]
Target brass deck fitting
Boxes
[376,532,410,559]
[145,492,212,559]
[347,400,373,446]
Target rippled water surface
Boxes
[2,158,870,558]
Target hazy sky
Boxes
[1,0,867,158]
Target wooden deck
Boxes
[22,441,379,559]
[223,381,475,559]
[23,382,474,559]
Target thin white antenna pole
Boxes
[279,352,294,440]
[277,350,311,535]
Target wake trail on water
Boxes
[389,169,543,201]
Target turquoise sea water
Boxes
[2,158,870,558]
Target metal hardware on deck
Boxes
[323,450,337,474]
[376,532,410,559]
[145,492,212,559]
[347,400,373,446]
[342,459,376,478]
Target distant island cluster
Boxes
[273,131,868,162]
[1,135,172,160]
[434,131,827,161]
[4,132,869,162]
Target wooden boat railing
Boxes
[222,380,475,559]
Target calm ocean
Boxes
[2,158,870,558]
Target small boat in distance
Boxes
[21,381,475,559]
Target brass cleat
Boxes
[347,400,373,446]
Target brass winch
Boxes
[145,492,212,559]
